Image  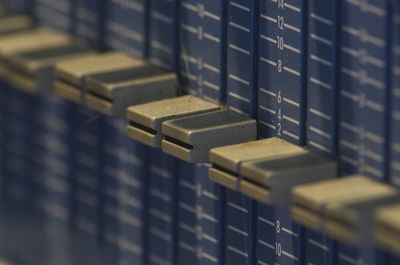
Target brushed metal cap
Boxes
[161,109,257,163]
[126,95,219,148]
[239,152,337,205]
[291,176,398,244]
[375,204,400,254]
[84,65,178,117]
[7,43,94,94]
[54,52,145,103]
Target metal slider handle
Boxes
[126,95,220,148]
[209,137,337,204]
[0,15,34,35]
[291,175,399,245]
[7,43,95,94]
[324,193,400,245]
[54,52,146,103]
[209,138,307,190]
[84,64,178,117]
[374,204,400,254]
[0,28,72,78]
[240,151,337,205]
[161,109,257,163]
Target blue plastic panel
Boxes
[146,1,181,264]
[224,1,257,264]
[74,0,106,47]
[147,150,178,265]
[336,244,387,265]
[1,88,32,202]
[177,2,226,265]
[34,0,75,33]
[256,1,307,264]
[389,0,400,187]
[196,165,224,265]
[225,190,254,265]
[118,132,148,265]
[0,0,32,13]
[176,161,197,265]
[99,118,126,249]
[179,0,226,103]
[29,95,72,221]
[226,0,257,117]
[305,0,339,264]
[0,83,5,195]
[104,0,147,57]
[256,204,302,265]
[27,0,75,223]
[148,0,179,70]
[338,0,389,180]
[304,230,336,265]
[387,253,400,265]
[258,0,307,145]
[177,161,224,265]
[306,0,338,156]
[70,108,103,237]
[337,0,390,263]
[69,0,106,239]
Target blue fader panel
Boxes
[305,0,339,264]
[225,190,254,265]
[338,0,390,180]
[224,1,257,264]
[70,108,103,237]
[34,0,75,33]
[99,118,125,248]
[0,0,32,14]
[389,0,400,187]
[336,243,387,265]
[29,95,72,221]
[173,163,226,265]
[146,2,180,264]
[257,205,302,265]
[0,1,33,199]
[179,0,226,103]
[1,89,32,202]
[75,0,106,47]
[70,0,106,239]
[100,117,149,265]
[196,164,224,265]
[147,151,177,265]
[177,163,225,265]
[337,0,391,264]
[177,1,227,265]
[99,2,151,261]
[257,0,306,264]
[384,0,400,262]
[104,0,147,57]
[307,0,339,156]
[176,161,197,265]
[118,131,148,265]
[148,0,179,69]
[258,0,307,145]
[27,0,75,221]
[227,0,257,117]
